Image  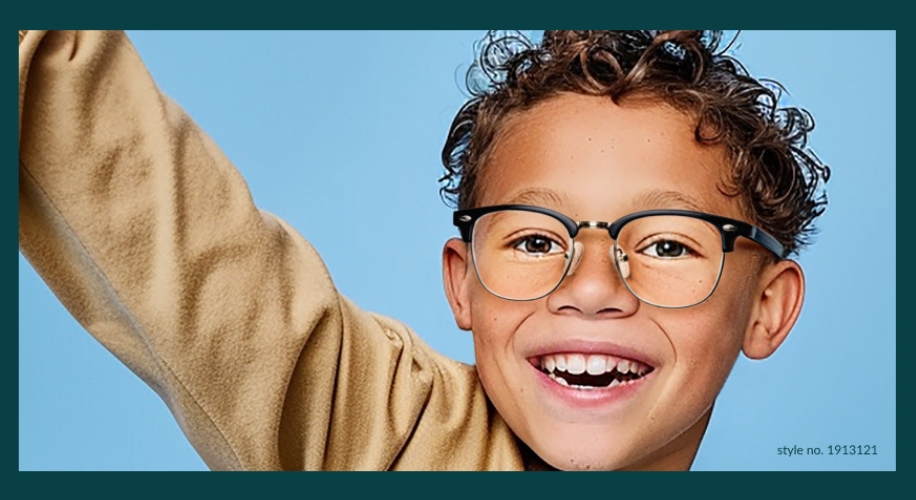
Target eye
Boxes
[512,234,565,256]
[639,239,693,259]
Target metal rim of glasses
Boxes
[610,240,727,309]
[467,226,577,302]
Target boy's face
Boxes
[444,93,798,470]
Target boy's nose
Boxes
[547,239,639,318]
[568,243,629,279]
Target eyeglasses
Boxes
[454,205,786,308]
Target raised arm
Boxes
[18,30,495,470]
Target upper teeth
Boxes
[539,353,649,376]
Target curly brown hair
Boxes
[440,30,830,256]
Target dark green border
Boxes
[14,1,901,28]
[16,0,900,495]
[12,470,899,494]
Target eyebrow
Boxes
[632,190,708,212]
[505,188,569,207]
[502,188,709,214]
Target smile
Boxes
[537,354,654,390]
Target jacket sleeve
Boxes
[17,30,458,470]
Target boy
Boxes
[19,30,831,470]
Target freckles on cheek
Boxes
[677,313,746,394]
[469,288,541,357]
[470,312,510,353]
[482,314,516,349]
[660,311,741,368]
[656,315,739,422]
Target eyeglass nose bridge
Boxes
[565,221,630,280]
[564,240,631,279]
[576,220,611,231]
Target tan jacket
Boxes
[18,30,549,471]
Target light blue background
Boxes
[19,31,895,471]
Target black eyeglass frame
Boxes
[453,204,787,306]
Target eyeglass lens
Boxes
[470,210,726,307]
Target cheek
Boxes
[656,287,754,412]
[679,265,758,359]
[468,284,537,349]
[467,286,541,393]
[684,299,749,359]
[679,313,744,385]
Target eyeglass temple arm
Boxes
[726,223,787,259]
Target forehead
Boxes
[477,93,740,220]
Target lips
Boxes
[536,353,654,389]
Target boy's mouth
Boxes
[535,354,654,389]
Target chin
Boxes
[524,426,646,471]
[537,444,633,471]
[523,415,703,471]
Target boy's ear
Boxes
[443,238,473,331]
[743,259,805,360]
